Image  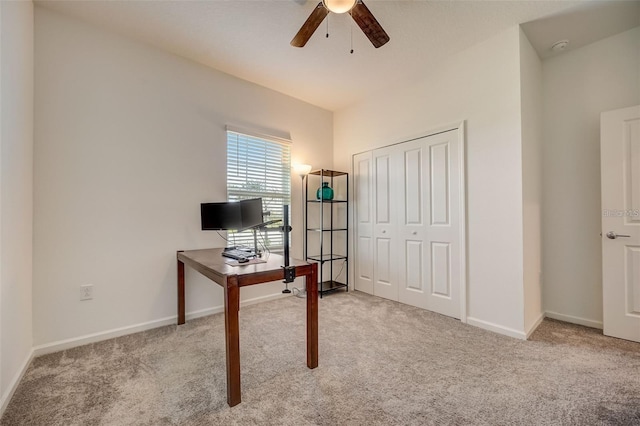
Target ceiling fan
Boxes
[291,0,390,49]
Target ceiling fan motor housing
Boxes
[322,0,357,14]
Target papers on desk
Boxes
[225,258,267,266]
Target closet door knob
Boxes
[412,231,417,235]
[606,231,630,239]
[382,230,386,234]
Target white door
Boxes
[352,128,465,319]
[397,138,429,307]
[353,151,374,294]
[601,105,640,343]
[397,130,462,319]
[372,146,399,301]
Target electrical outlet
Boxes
[80,284,93,301]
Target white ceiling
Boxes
[36,0,639,112]
[522,0,640,59]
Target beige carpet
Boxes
[2,291,639,425]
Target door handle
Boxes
[606,231,631,239]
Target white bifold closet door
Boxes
[372,145,400,301]
[354,151,374,295]
[354,129,464,319]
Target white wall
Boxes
[519,29,543,335]
[334,27,528,337]
[33,7,333,348]
[542,26,640,328]
[0,0,34,412]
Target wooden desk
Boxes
[177,248,318,407]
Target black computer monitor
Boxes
[200,198,264,231]
[201,201,241,230]
[238,198,264,231]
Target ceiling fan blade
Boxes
[349,1,390,48]
[291,2,329,47]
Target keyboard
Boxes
[222,248,255,261]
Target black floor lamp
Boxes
[293,163,312,298]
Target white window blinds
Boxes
[227,130,291,250]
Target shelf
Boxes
[306,254,347,263]
[309,169,348,177]
[305,169,348,298]
[306,199,347,204]
[318,280,348,294]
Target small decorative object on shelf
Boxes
[306,169,349,298]
[316,182,334,200]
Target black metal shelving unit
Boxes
[305,169,349,297]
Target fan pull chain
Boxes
[350,24,354,54]
[326,14,329,38]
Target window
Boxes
[226,129,291,251]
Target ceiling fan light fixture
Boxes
[291,0,389,48]
[323,0,357,14]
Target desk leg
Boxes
[224,275,241,407]
[177,258,185,325]
[307,263,318,369]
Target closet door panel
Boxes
[375,155,391,225]
[430,142,450,226]
[404,148,423,226]
[374,237,396,300]
[398,140,429,308]
[356,236,372,287]
[424,130,461,319]
[353,152,373,294]
[405,240,424,291]
[373,147,398,300]
[431,242,451,297]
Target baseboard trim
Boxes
[466,316,527,340]
[545,311,603,330]
[525,312,546,339]
[0,348,34,417]
[33,292,289,357]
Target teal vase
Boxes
[317,182,334,200]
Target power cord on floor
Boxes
[292,287,306,298]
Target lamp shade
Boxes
[294,164,312,177]
[323,0,357,14]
